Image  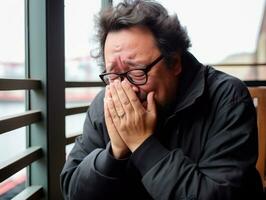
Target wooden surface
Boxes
[248,87,266,188]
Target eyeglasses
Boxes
[99,55,163,86]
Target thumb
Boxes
[147,91,156,114]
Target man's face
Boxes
[104,26,181,110]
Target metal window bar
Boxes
[25,0,66,199]
[66,132,82,145]
[64,104,89,144]
[65,81,104,88]
[12,185,43,200]
[0,79,42,90]
[0,78,43,198]
[0,146,42,182]
[65,105,89,116]
[0,110,42,134]
[0,0,110,199]
[65,81,104,144]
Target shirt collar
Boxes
[173,51,206,113]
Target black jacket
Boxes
[60,52,264,200]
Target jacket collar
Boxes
[173,51,206,113]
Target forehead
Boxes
[104,26,160,62]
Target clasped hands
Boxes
[104,79,157,159]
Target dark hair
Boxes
[94,0,191,68]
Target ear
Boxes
[171,53,182,76]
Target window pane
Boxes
[0,128,26,163]
[0,91,25,117]
[65,87,102,108]
[65,113,86,137]
[64,0,102,82]
[159,0,266,80]
[0,0,25,79]
[158,0,264,63]
[113,0,266,80]
[65,87,102,145]
[0,169,26,198]
[0,1,26,197]
[64,1,104,151]
[0,128,26,197]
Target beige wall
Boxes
[256,32,266,80]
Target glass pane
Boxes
[0,0,25,79]
[64,0,104,155]
[64,0,102,82]
[65,113,86,137]
[65,87,102,107]
[0,128,26,163]
[113,0,266,80]
[0,169,26,198]
[65,87,102,139]
[65,113,85,156]
[158,0,265,63]
[0,91,25,117]
[0,1,26,197]
[158,0,266,80]
[0,129,26,198]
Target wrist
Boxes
[129,135,151,152]
[111,145,130,159]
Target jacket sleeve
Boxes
[60,90,129,200]
[131,82,262,200]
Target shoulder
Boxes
[204,66,252,106]
[87,88,105,119]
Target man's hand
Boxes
[106,79,157,152]
[104,87,130,159]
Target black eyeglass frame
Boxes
[99,55,164,86]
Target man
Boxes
[60,0,263,199]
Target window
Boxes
[64,0,102,82]
[0,0,108,199]
[0,0,26,198]
[114,0,266,81]
[64,0,103,155]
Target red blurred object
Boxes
[0,175,26,196]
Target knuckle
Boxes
[122,99,130,106]
[131,97,139,102]
[120,123,126,129]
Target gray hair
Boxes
[94,0,191,68]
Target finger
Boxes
[106,94,121,123]
[109,82,125,117]
[104,98,128,153]
[121,80,145,113]
[104,97,118,133]
[114,80,134,113]
[105,86,110,97]
[147,91,156,115]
